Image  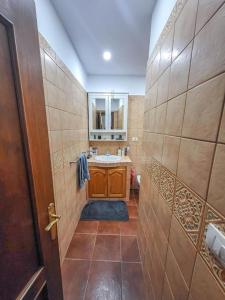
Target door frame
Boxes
[0,2,63,299]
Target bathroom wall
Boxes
[149,0,177,56]
[138,0,225,299]
[87,75,145,95]
[35,0,87,88]
[89,95,144,175]
[39,34,89,263]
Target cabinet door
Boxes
[108,168,126,198]
[89,94,109,131]
[88,167,108,198]
[109,95,128,131]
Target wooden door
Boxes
[108,167,126,198]
[88,167,108,198]
[0,2,63,300]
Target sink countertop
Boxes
[88,155,132,167]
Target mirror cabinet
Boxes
[88,93,128,141]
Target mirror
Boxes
[111,98,124,130]
[92,98,106,129]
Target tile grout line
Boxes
[82,231,97,300]
[176,1,203,298]
[120,228,123,300]
[145,70,225,117]
[146,0,225,95]
[143,129,220,145]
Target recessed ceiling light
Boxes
[103,51,112,61]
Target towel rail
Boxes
[69,151,88,165]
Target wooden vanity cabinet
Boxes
[88,167,108,198]
[88,166,126,198]
[108,168,126,198]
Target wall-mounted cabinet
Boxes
[88,93,128,141]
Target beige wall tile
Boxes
[165,93,186,136]
[182,73,225,141]
[189,4,225,88]
[150,246,165,300]
[40,34,88,263]
[162,274,175,300]
[150,182,159,215]
[52,150,64,173]
[218,107,225,143]
[169,216,197,287]
[195,0,225,33]
[169,43,192,99]
[149,108,156,132]
[151,51,161,84]
[48,107,62,130]
[165,247,189,300]
[160,27,174,73]
[157,67,170,105]
[140,0,225,297]
[50,130,62,153]
[156,194,172,239]
[162,135,180,174]
[177,138,215,199]
[152,210,168,266]
[155,103,167,133]
[189,254,225,300]
[149,82,158,109]
[208,144,225,216]
[152,133,164,162]
[45,53,57,85]
[172,0,198,59]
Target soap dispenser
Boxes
[117,147,122,156]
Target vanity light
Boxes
[103,51,112,61]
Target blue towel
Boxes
[78,154,90,188]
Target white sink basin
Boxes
[95,155,122,163]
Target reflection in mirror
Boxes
[111,98,124,129]
[92,98,106,129]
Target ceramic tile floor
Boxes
[62,191,148,300]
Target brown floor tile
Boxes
[120,220,138,236]
[62,259,90,300]
[128,206,138,219]
[66,234,96,259]
[85,261,122,300]
[121,236,140,262]
[122,263,147,300]
[98,221,120,235]
[75,221,99,234]
[93,235,121,261]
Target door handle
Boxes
[45,203,61,240]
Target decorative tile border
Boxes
[199,204,225,292]
[151,159,161,187]
[173,180,205,247]
[140,154,225,295]
[159,167,176,210]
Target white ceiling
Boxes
[51,0,155,76]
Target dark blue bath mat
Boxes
[80,200,129,221]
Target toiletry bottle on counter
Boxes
[117,147,122,156]
[121,148,125,156]
[124,147,128,156]
[125,146,130,156]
